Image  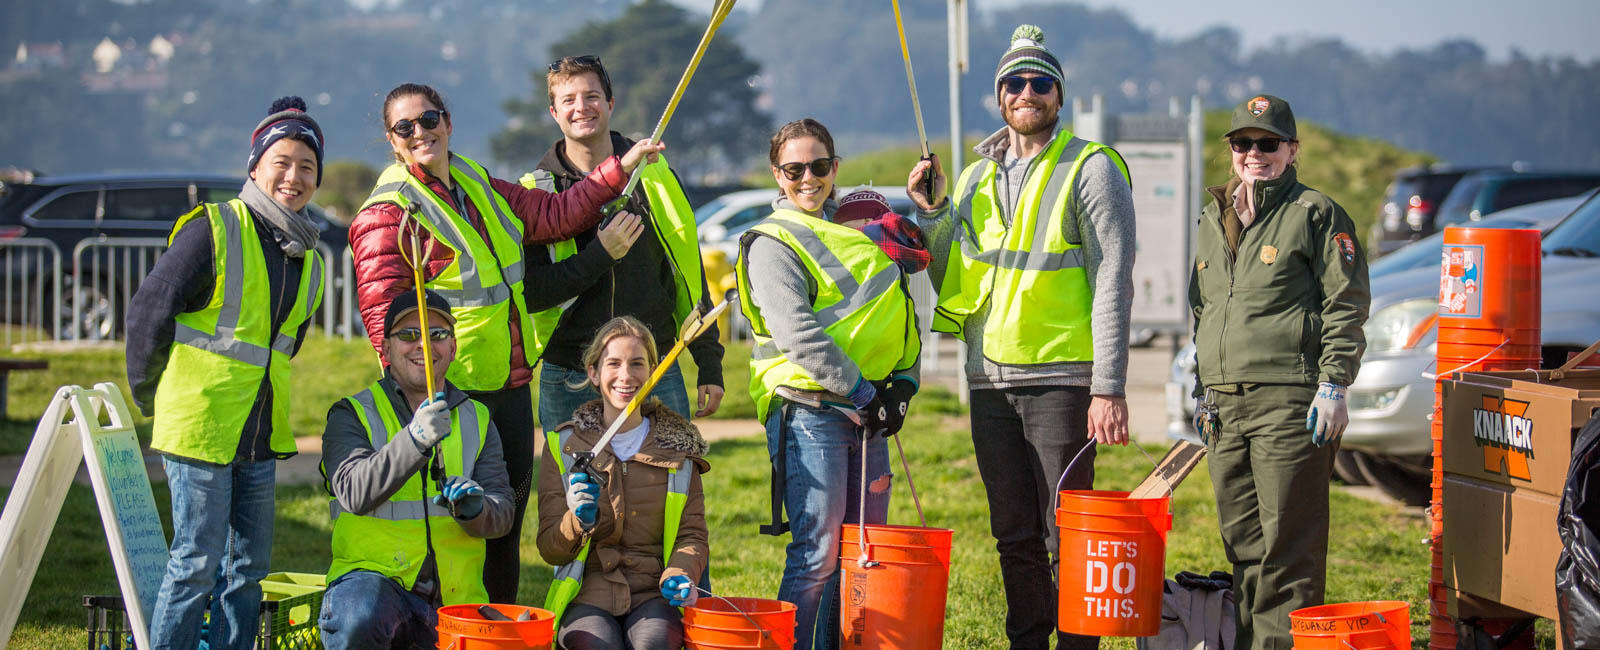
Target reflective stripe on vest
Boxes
[542,426,691,626]
[734,210,920,422]
[326,382,490,606]
[151,199,324,464]
[359,153,535,391]
[934,133,1129,365]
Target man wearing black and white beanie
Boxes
[127,96,327,650]
[908,24,1137,650]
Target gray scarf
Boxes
[238,180,321,258]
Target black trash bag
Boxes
[1558,407,1600,647]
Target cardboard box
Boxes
[1440,368,1600,620]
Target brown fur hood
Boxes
[562,398,711,472]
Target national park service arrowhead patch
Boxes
[1259,245,1278,265]
[1249,96,1271,116]
[1334,232,1356,265]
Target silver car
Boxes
[1164,193,1596,503]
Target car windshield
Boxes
[1542,193,1600,258]
[694,197,730,224]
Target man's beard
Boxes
[1002,100,1059,137]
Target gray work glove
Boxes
[407,393,451,451]
[1305,382,1348,447]
[566,472,600,531]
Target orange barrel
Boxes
[436,604,554,649]
[1437,227,1540,345]
[1055,490,1171,637]
[683,597,797,650]
[1289,601,1409,649]
[837,524,954,649]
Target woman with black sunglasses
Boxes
[348,82,663,604]
[733,118,922,650]
[1188,94,1370,649]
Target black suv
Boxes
[1,171,347,339]
[1369,165,1507,256]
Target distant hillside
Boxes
[745,114,1434,247]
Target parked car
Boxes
[1433,170,1600,229]
[1164,193,1599,504]
[694,185,914,257]
[0,172,347,339]
[1369,165,1507,257]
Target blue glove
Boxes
[566,473,600,530]
[431,476,485,519]
[660,574,697,607]
[1305,382,1349,447]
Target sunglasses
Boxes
[549,55,614,97]
[389,110,447,139]
[1000,75,1058,96]
[392,326,454,343]
[1228,137,1292,154]
[776,157,837,181]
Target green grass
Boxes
[4,397,1449,648]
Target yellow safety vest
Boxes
[933,132,1130,365]
[326,382,492,606]
[734,210,921,423]
[542,426,692,625]
[151,199,324,464]
[519,156,705,360]
[360,153,534,391]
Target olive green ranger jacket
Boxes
[1188,167,1370,390]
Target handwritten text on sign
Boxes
[93,433,167,611]
[1081,540,1139,619]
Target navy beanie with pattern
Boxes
[995,25,1065,104]
[246,96,325,185]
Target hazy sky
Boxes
[672,0,1600,63]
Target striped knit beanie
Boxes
[994,24,1064,104]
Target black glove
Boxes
[859,394,889,439]
[875,379,916,438]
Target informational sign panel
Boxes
[1116,140,1192,332]
[0,383,163,650]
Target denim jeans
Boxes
[765,402,891,650]
[538,361,693,430]
[317,570,438,650]
[149,455,275,650]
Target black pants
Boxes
[467,385,537,604]
[559,599,683,650]
[970,386,1099,650]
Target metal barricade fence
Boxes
[0,238,63,347]
[71,237,167,342]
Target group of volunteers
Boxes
[124,19,1367,650]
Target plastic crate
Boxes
[82,572,326,649]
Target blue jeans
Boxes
[318,570,439,649]
[537,360,693,429]
[149,456,275,650]
[765,402,891,650]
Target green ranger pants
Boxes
[1205,383,1334,650]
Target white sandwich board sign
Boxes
[0,383,166,649]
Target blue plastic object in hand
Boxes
[660,574,695,606]
[431,476,485,519]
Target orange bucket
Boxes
[1438,227,1540,332]
[1290,601,1409,649]
[436,604,555,649]
[838,524,954,649]
[683,597,797,650]
[1055,490,1171,637]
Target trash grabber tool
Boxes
[397,204,447,488]
[599,0,738,223]
[891,0,938,201]
[569,291,737,487]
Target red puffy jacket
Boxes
[350,156,627,390]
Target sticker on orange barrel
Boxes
[844,569,868,645]
[1081,539,1140,619]
[1439,244,1483,318]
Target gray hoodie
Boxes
[918,124,1136,395]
